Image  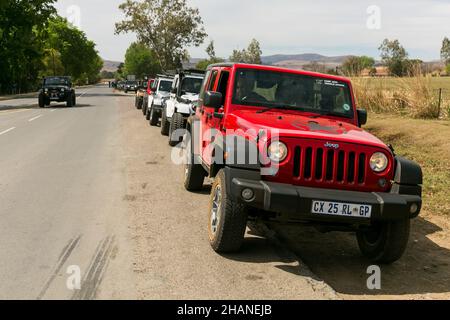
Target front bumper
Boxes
[44,92,69,101]
[226,167,422,224]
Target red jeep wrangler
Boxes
[183,63,422,264]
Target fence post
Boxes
[438,88,442,118]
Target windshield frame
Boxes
[231,68,355,119]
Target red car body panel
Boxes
[196,63,394,193]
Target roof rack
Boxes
[181,68,206,75]
[156,73,175,78]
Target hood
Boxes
[44,85,69,90]
[156,91,170,99]
[226,109,387,149]
[180,93,199,103]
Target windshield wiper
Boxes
[310,111,352,119]
[256,105,300,114]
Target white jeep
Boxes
[160,70,205,146]
[147,76,174,126]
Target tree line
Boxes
[0,0,103,95]
[341,38,450,77]
[115,0,263,79]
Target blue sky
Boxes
[56,0,450,62]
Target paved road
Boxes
[0,85,336,300]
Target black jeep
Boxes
[39,76,76,108]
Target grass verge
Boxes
[366,114,450,217]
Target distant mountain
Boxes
[261,53,353,70]
[102,60,123,73]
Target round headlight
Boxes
[370,152,389,172]
[268,141,288,162]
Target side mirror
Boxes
[204,91,222,110]
[357,109,367,127]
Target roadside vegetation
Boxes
[341,38,450,120]
[353,76,449,119]
[0,0,103,95]
[366,114,450,217]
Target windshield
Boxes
[126,81,138,85]
[232,69,354,118]
[158,80,172,92]
[181,77,203,95]
[44,77,69,86]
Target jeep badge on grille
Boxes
[324,142,339,149]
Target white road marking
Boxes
[78,89,91,98]
[0,127,16,136]
[28,115,43,122]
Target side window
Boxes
[208,70,219,91]
[217,71,230,106]
[199,70,211,100]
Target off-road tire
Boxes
[169,113,185,146]
[183,135,206,191]
[149,105,158,126]
[357,219,410,264]
[142,100,147,115]
[66,93,74,108]
[135,96,141,109]
[208,169,248,253]
[38,94,45,108]
[160,105,170,136]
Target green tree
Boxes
[44,16,103,84]
[0,0,56,93]
[441,37,450,64]
[246,39,262,64]
[195,40,224,70]
[342,56,375,76]
[379,39,409,76]
[123,42,161,78]
[229,39,263,64]
[115,0,207,70]
[229,49,247,63]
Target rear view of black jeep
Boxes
[38,76,76,108]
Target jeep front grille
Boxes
[292,146,367,185]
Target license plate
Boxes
[312,200,372,218]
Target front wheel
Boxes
[169,113,185,146]
[149,105,159,126]
[356,219,410,264]
[38,94,45,108]
[66,93,74,107]
[142,99,147,114]
[183,135,206,191]
[160,105,170,136]
[208,169,248,253]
